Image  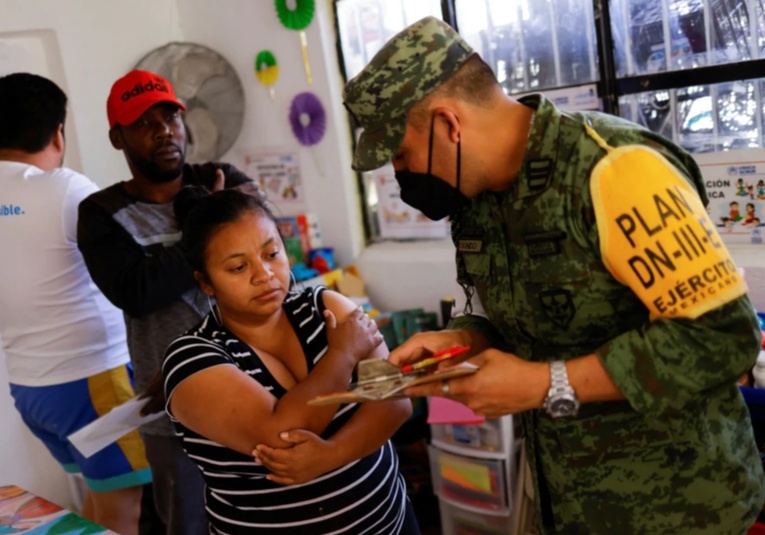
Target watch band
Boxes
[545,360,580,418]
[550,360,569,391]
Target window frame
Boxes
[333,0,765,243]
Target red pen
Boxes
[399,345,471,374]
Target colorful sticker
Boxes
[589,135,745,320]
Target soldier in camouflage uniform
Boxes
[344,16,765,535]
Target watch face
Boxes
[551,398,578,416]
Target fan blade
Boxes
[185,107,220,163]
[172,53,227,100]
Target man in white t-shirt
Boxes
[0,72,151,535]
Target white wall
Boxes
[0,0,182,188]
[0,0,367,509]
[357,240,458,324]
[176,0,365,266]
[0,350,74,509]
[730,246,765,312]
[0,0,182,508]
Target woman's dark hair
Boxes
[174,186,278,274]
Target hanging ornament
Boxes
[289,91,325,145]
[254,50,279,101]
[289,91,326,175]
[274,0,315,85]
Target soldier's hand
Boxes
[402,349,548,418]
[388,330,473,367]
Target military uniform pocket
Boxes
[525,253,591,284]
[461,252,493,289]
[547,401,711,465]
[549,406,677,464]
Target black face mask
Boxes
[394,118,469,221]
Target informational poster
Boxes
[242,149,304,204]
[693,149,765,245]
[541,83,600,111]
[370,164,451,240]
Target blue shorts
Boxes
[10,364,152,492]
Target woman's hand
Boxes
[253,430,338,485]
[324,308,383,365]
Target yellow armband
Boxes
[586,123,746,320]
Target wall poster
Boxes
[369,164,451,240]
[241,149,304,205]
[693,149,765,245]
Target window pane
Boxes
[335,0,445,241]
[619,78,765,152]
[762,79,765,147]
[455,0,599,94]
[717,80,758,143]
[610,0,764,77]
[336,0,443,80]
[618,89,674,138]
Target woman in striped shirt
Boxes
[162,187,419,534]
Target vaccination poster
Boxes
[693,149,765,245]
[369,164,451,240]
[241,149,304,205]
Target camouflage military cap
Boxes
[343,16,474,171]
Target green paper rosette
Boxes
[274,0,315,31]
[255,50,279,86]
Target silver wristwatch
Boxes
[544,360,580,418]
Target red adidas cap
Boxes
[106,69,186,129]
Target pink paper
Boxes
[427,396,486,425]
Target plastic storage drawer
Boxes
[430,418,509,454]
[438,497,513,535]
[428,445,509,512]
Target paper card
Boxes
[68,396,164,458]
[427,396,485,425]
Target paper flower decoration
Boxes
[255,50,279,100]
[274,0,315,30]
[289,92,326,146]
[255,50,279,86]
[274,0,315,85]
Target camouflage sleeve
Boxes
[595,295,760,416]
[581,123,761,415]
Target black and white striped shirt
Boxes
[163,286,408,534]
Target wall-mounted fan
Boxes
[135,42,244,163]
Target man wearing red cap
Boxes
[77,69,261,535]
